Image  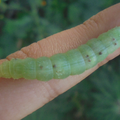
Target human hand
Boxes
[0,3,120,120]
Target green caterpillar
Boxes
[0,27,120,81]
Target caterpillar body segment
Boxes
[78,44,97,70]
[36,57,53,81]
[65,49,85,75]
[0,27,120,81]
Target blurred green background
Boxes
[0,0,120,120]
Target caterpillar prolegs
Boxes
[0,27,120,81]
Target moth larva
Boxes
[0,27,120,81]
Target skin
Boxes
[0,3,120,120]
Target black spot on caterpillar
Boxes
[0,27,120,81]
